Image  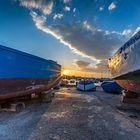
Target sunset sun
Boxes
[62,70,69,75]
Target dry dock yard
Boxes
[0,87,140,140]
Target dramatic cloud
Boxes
[18,0,124,72]
[34,17,122,60]
[108,2,116,11]
[29,11,123,62]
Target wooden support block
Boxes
[38,89,56,103]
[0,102,25,112]
[122,91,138,98]
[39,92,53,103]
[121,91,140,105]
[10,102,25,112]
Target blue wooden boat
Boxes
[101,81,123,93]
[0,45,61,101]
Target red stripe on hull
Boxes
[116,80,140,94]
[0,77,61,101]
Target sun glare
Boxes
[62,70,69,75]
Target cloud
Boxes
[51,23,122,60]
[64,6,71,11]
[53,13,63,20]
[30,11,123,63]
[74,60,108,73]
[63,0,72,3]
[73,8,76,13]
[30,12,97,61]
[18,0,123,66]
[133,26,140,36]
[75,60,90,68]
[121,26,140,37]
[108,2,116,11]
[99,6,104,11]
[122,29,132,36]
[19,0,54,15]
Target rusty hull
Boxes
[0,77,61,101]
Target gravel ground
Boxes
[0,87,140,140]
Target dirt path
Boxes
[0,87,140,140]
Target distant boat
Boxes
[108,30,140,94]
[77,80,96,91]
[0,45,61,101]
[60,79,68,86]
[101,81,123,93]
[67,79,77,86]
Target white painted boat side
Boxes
[108,31,140,78]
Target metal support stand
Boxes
[117,91,140,111]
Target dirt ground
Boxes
[0,87,140,140]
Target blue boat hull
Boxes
[101,81,123,93]
[0,45,61,101]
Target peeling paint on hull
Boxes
[0,77,61,101]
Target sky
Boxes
[0,0,140,77]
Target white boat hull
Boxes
[108,31,140,94]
